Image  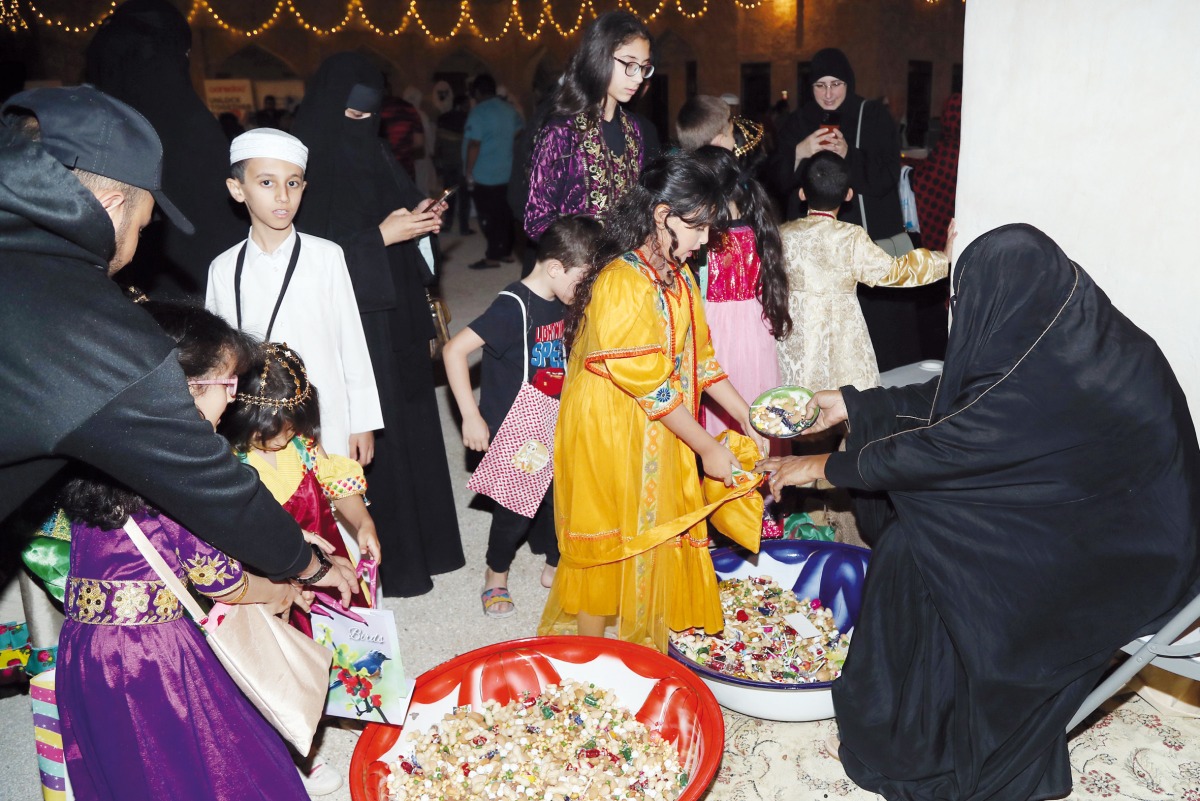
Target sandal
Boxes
[481,586,517,618]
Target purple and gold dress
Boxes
[700,224,781,448]
[57,511,306,801]
[524,109,645,240]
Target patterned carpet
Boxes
[706,692,1200,801]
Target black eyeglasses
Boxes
[613,56,655,80]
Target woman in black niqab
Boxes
[760,224,1200,800]
[291,52,464,598]
[85,0,243,298]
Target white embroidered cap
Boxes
[229,128,308,171]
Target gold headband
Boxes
[732,116,764,158]
[235,342,311,414]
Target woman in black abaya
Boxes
[86,0,243,298]
[759,224,1200,800]
[292,53,464,597]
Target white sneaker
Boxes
[298,757,343,796]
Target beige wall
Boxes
[15,0,964,137]
[957,0,1200,406]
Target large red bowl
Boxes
[350,636,725,801]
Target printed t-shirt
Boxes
[468,281,566,434]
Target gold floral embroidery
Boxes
[153,588,179,617]
[183,553,234,589]
[574,111,641,222]
[65,577,183,626]
[112,585,150,622]
[75,581,106,622]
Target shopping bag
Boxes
[311,559,412,725]
[466,291,559,517]
[29,668,74,801]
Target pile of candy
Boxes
[387,680,685,801]
[670,577,850,684]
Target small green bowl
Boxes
[749,386,819,439]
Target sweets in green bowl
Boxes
[749,386,819,439]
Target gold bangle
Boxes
[218,577,250,604]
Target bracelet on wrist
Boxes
[294,544,333,586]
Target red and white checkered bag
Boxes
[467,292,559,518]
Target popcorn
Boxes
[387,680,685,801]
[670,577,851,684]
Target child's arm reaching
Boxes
[332,493,381,565]
[704,379,770,457]
[659,405,742,485]
[850,226,950,289]
[442,326,491,452]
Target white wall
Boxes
[957,0,1200,407]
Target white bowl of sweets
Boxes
[668,540,870,722]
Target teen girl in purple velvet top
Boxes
[524,11,653,240]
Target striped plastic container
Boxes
[29,668,73,801]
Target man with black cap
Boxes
[0,85,357,601]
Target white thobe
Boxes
[206,228,384,456]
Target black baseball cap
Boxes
[1,85,194,235]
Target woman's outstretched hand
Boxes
[754,454,831,501]
[801,389,848,436]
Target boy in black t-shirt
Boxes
[443,216,602,618]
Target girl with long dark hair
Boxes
[523,11,653,240]
[56,302,310,801]
[539,153,768,652]
[691,122,791,448]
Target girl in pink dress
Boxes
[696,121,790,452]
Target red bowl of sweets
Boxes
[350,636,725,801]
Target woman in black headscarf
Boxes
[86,0,243,298]
[772,47,933,371]
[292,52,464,597]
[759,224,1200,800]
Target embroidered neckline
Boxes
[574,109,641,221]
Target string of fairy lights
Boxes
[1,0,771,39]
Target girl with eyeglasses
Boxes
[523,11,655,242]
[55,301,313,801]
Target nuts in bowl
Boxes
[749,386,819,439]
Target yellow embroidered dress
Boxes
[538,252,729,652]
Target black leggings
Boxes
[485,491,559,573]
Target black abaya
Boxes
[85,0,244,298]
[292,53,464,597]
[823,224,1200,800]
[771,47,943,370]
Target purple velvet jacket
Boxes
[524,109,646,240]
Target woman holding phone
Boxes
[292,52,465,598]
[772,48,931,372]
[523,11,654,241]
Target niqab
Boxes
[289,52,464,597]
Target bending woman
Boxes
[759,224,1200,800]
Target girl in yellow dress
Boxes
[539,153,768,652]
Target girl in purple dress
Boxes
[524,11,654,240]
[56,302,310,801]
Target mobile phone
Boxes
[434,185,458,205]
